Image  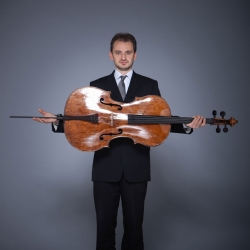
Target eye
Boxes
[126,51,132,55]
[115,51,121,55]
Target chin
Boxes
[118,65,132,72]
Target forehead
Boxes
[112,40,134,51]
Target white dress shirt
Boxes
[114,69,133,92]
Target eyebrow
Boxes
[114,50,133,53]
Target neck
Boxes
[116,68,132,75]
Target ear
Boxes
[109,51,113,61]
[134,52,137,60]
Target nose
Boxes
[121,53,126,60]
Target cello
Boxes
[10,86,238,151]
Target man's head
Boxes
[109,33,137,74]
[110,33,137,53]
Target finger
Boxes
[193,116,200,128]
[33,117,41,122]
[185,116,195,127]
[38,108,45,115]
[186,115,206,128]
[186,119,195,128]
[196,116,206,128]
[201,117,206,126]
[35,118,44,123]
[194,115,204,128]
[196,116,203,128]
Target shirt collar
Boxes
[114,69,133,81]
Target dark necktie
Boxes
[118,75,127,100]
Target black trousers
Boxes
[93,174,148,250]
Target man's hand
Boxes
[186,115,206,129]
[32,109,58,124]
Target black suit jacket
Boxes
[54,71,192,182]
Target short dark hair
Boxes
[110,33,137,52]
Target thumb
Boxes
[38,108,45,115]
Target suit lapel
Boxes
[107,72,123,101]
[124,72,142,102]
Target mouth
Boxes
[120,61,128,65]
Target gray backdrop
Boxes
[1,0,249,249]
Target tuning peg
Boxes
[212,110,217,118]
[220,111,226,118]
[216,126,221,133]
[223,126,228,133]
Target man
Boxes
[33,33,205,250]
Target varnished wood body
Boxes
[64,87,171,151]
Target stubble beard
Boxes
[115,61,134,72]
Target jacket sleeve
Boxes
[52,120,64,133]
[52,114,64,133]
[170,116,193,134]
[151,81,161,96]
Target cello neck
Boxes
[128,115,213,125]
[127,114,238,127]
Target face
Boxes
[109,40,137,74]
